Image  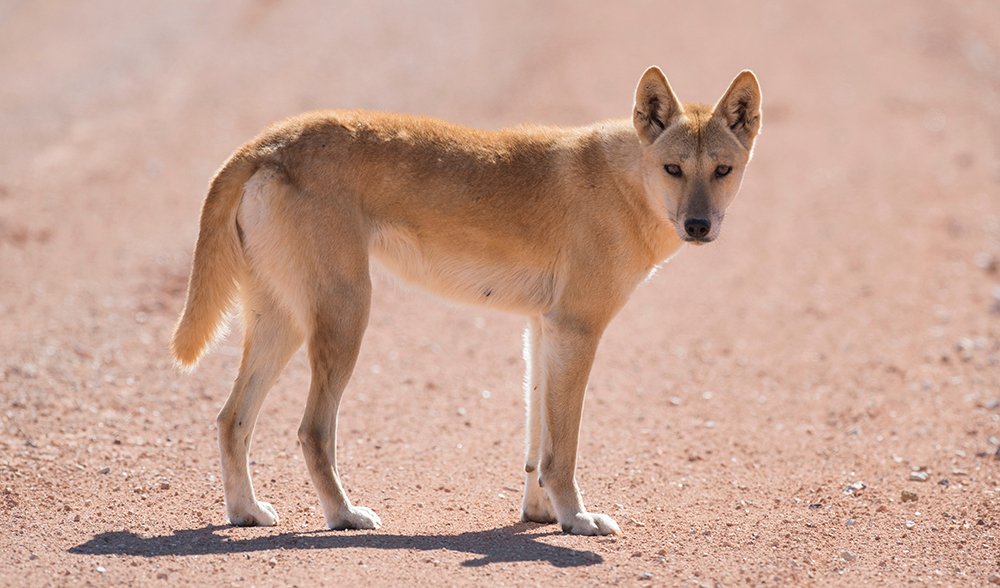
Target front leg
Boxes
[521,317,556,523]
[537,314,621,536]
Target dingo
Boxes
[172,67,762,535]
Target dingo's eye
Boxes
[715,165,732,178]
[664,164,682,177]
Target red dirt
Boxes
[2,1,999,585]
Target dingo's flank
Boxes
[172,67,762,535]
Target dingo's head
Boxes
[633,67,761,244]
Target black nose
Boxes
[684,218,711,239]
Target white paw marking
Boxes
[327,505,382,530]
[228,500,279,527]
[561,512,622,536]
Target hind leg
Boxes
[218,285,303,526]
[298,272,381,530]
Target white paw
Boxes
[560,512,622,536]
[227,500,279,527]
[521,481,557,524]
[327,505,382,530]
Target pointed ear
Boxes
[714,70,762,149]
[633,66,683,144]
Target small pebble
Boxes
[988,573,1000,585]
[96,565,106,573]
[638,572,653,581]
[938,479,950,487]
[846,518,856,527]
[901,490,918,502]
[904,519,916,529]
[910,471,929,482]
[268,557,277,568]
[841,550,856,562]
[843,481,866,495]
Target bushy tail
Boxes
[171,153,257,369]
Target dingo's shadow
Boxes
[69,522,603,568]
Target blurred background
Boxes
[1,1,998,585]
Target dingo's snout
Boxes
[683,218,712,241]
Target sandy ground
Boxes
[2,1,999,585]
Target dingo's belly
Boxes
[371,223,557,314]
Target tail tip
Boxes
[170,321,206,373]
[170,313,232,372]
[170,339,202,373]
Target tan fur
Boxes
[172,67,762,535]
